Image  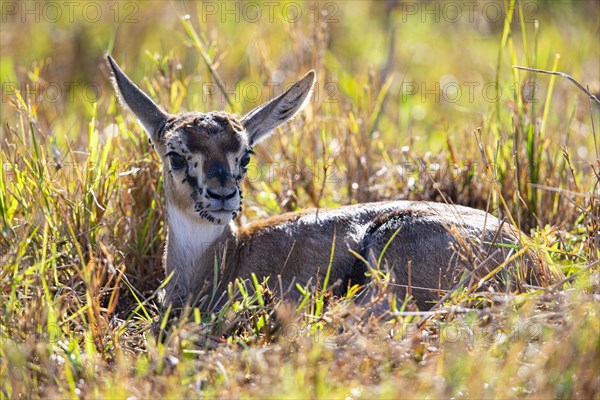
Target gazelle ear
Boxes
[241,70,315,145]
[106,55,169,142]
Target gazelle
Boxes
[107,55,548,310]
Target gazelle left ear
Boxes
[106,55,170,143]
[241,70,316,145]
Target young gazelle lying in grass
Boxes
[107,55,550,311]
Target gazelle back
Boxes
[107,56,549,310]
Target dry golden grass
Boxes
[1,1,599,398]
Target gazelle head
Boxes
[107,56,315,225]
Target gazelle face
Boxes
[161,112,251,224]
[107,55,315,225]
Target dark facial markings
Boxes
[181,112,244,154]
[161,111,252,224]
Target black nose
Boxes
[206,161,232,187]
[206,187,237,201]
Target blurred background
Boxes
[2,0,598,154]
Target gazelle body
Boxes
[107,56,547,310]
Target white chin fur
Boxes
[206,210,234,224]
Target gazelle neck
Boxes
[164,203,234,300]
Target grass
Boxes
[1,1,599,398]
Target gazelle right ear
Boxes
[241,70,316,145]
[106,55,169,142]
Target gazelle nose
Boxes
[206,161,233,187]
[206,187,237,201]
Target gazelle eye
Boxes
[167,152,187,170]
[240,149,253,169]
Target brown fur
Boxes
[184,201,548,310]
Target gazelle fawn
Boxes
[107,55,548,311]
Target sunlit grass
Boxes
[1,1,599,398]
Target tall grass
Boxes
[1,1,598,398]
